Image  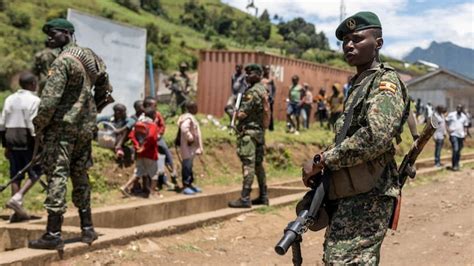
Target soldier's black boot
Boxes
[228,188,252,208]
[79,208,98,245]
[28,213,64,250]
[251,185,269,205]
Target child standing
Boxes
[176,102,203,195]
[120,107,161,198]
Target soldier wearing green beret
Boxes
[302,11,410,264]
[228,64,270,208]
[29,18,113,250]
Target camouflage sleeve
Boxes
[33,58,68,130]
[323,72,405,170]
[239,89,260,117]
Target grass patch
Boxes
[255,205,279,215]
[172,243,203,253]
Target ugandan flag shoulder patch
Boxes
[379,81,397,94]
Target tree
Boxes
[180,0,208,31]
[277,17,330,55]
[259,9,270,22]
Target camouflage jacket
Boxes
[33,43,109,134]
[237,82,267,134]
[323,64,408,197]
[170,72,191,94]
[33,48,59,96]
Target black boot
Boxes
[79,208,98,245]
[251,185,269,205]
[228,188,252,208]
[28,213,64,250]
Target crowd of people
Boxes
[226,63,353,135]
[418,101,471,171]
[97,97,204,198]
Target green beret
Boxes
[244,63,263,74]
[335,11,381,40]
[42,18,75,34]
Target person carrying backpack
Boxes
[228,64,271,208]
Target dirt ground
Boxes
[54,165,474,266]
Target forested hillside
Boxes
[0,0,426,90]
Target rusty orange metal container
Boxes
[197,50,354,120]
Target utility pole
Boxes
[337,0,346,50]
[246,0,258,17]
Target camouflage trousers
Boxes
[169,92,187,117]
[42,127,93,215]
[237,133,266,198]
[323,193,394,265]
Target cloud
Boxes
[222,0,473,59]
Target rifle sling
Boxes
[335,80,366,146]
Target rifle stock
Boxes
[390,115,440,229]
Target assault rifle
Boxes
[389,115,440,229]
[274,171,330,266]
[0,135,47,193]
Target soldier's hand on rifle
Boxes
[302,154,324,187]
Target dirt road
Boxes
[55,166,474,265]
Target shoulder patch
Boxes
[47,69,54,77]
[379,81,397,94]
[244,93,253,101]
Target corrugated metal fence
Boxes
[197,50,354,120]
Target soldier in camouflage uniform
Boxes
[167,62,191,117]
[302,12,409,264]
[29,18,112,250]
[33,41,59,96]
[228,64,268,208]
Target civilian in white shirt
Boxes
[446,104,469,171]
[433,106,447,167]
[0,72,41,222]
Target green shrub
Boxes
[7,9,31,29]
[140,0,165,16]
[160,33,171,45]
[46,8,67,21]
[145,23,160,44]
[0,0,6,12]
[211,39,227,50]
[115,0,140,12]
[101,8,115,19]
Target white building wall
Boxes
[408,89,446,107]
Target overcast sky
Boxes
[222,0,474,59]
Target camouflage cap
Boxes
[42,18,75,34]
[245,63,263,74]
[335,11,381,40]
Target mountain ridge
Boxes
[403,41,474,80]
